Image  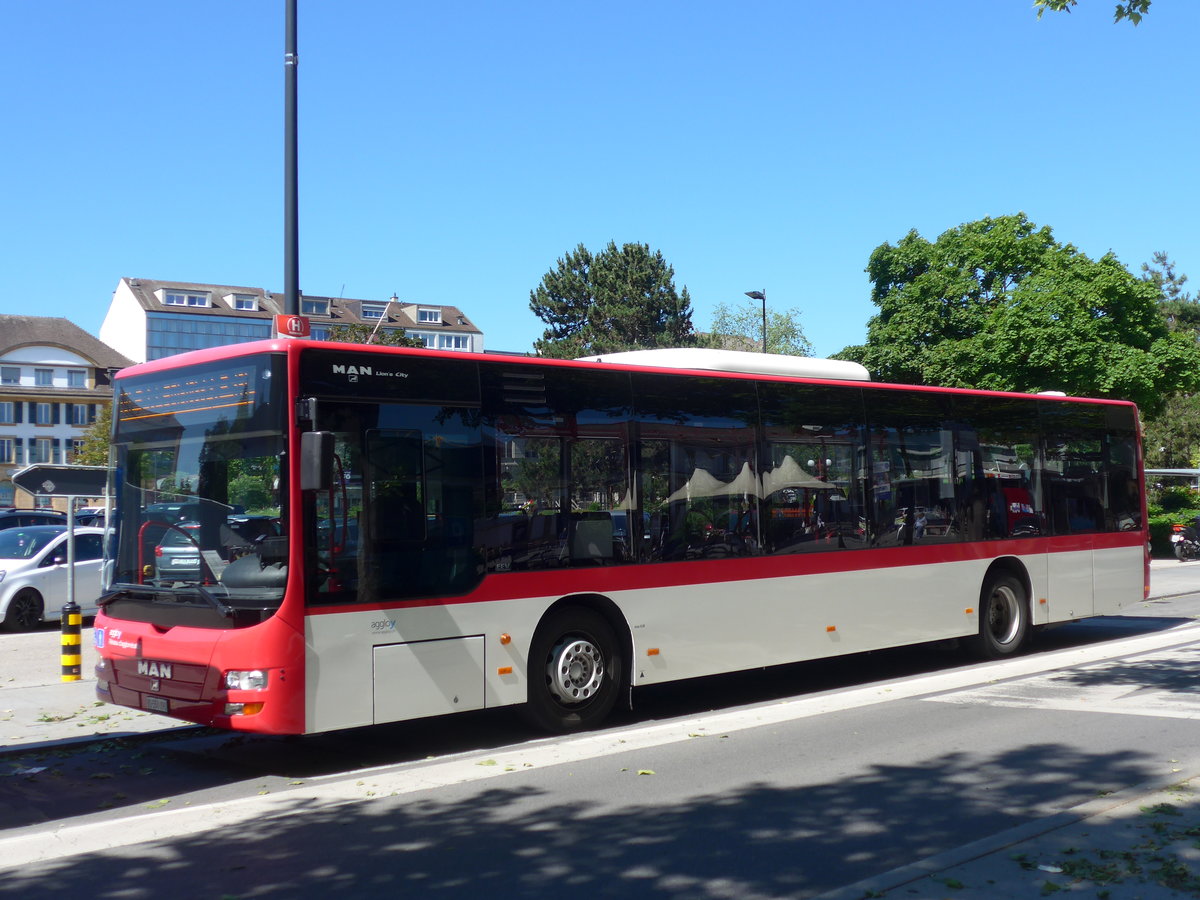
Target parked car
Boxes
[0,508,67,531]
[151,516,281,583]
[152,520,204,581]
[74,506,108,527]
[0,526,105,631]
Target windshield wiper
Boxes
[179,582,236,619]
[98,586,156,607]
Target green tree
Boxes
[1144,394,1200,468]
[707,299,814,356]
[1142,251,1200,334]
[72,404,112,466]
[326,323,425,347]
[1035,0,1152,24]
[853,213,1200,416]
[1140,253,1200,467]
[529,241,698,358]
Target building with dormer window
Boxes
[0,316,133,507]
[100,278,485,364]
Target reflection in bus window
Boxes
[865,391,957,548]
[758,381,869,554]
[1038,402,1141,536]
[313,404,483,602]
[634,374,759,562]
[953,396,1043,540]
[569,439,628,564]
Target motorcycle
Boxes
[1170,519,1200,561]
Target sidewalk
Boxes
[821,775,1200,898]
[0,625,184,752]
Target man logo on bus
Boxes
[332,364,372,377]
[137,660,172,680]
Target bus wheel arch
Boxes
[519,594,631,734]
[970,558,1032,660]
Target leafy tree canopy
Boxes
[529,241,698,358]
[1143,250,1200,334]
[325,323,425,348]
[853,213,1200,416]
[1144,393,1200,468]
[1035,0,1152,24]
[707,298,814,356]
[73,404,112,467]
[1140,253,1200,465]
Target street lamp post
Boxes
[283,0,299,317]
[745,290,767,353]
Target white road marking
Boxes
[924,644,1200,720]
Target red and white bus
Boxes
[93,341,1148,735]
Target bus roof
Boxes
[116,339,1136,408]
[577,348,871,381]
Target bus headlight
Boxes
[224,669,268,691]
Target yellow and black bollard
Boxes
[61,601,82,682]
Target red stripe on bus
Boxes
[305,531,1143,616]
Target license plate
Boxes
[144,695,169,713]
[172,557,199,566]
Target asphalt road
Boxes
[0,560,1198,898]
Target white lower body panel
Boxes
[303,542,1143,733]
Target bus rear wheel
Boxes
[970,573,1029,659]
[521,607,622,734]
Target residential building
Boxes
[100,278,485,363]
[0,316,133,508]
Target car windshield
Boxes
[106,354,290,626]
[0,527,64,559]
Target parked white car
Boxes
[0,526,105,631]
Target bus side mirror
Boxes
[300,431,334,491]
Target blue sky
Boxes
[2,1,1196,357]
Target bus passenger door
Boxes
[1042,430,1103,620]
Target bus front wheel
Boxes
[521,607,622,734]
[970,572,1030,659]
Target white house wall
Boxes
[99,281,149,364]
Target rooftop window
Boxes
[164,291,211,308]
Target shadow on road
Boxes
[1,613,1193,836]
[0,740,1176,900]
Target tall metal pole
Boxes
[284,0,299,316]
[760,288,766,354]
[744,290,767,353]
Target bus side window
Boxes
[1039,403,1107,536]
[863,390,956,548]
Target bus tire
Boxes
[970,572,1029,660]
[521,607,622,734]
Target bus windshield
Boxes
[104,354,289,627]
